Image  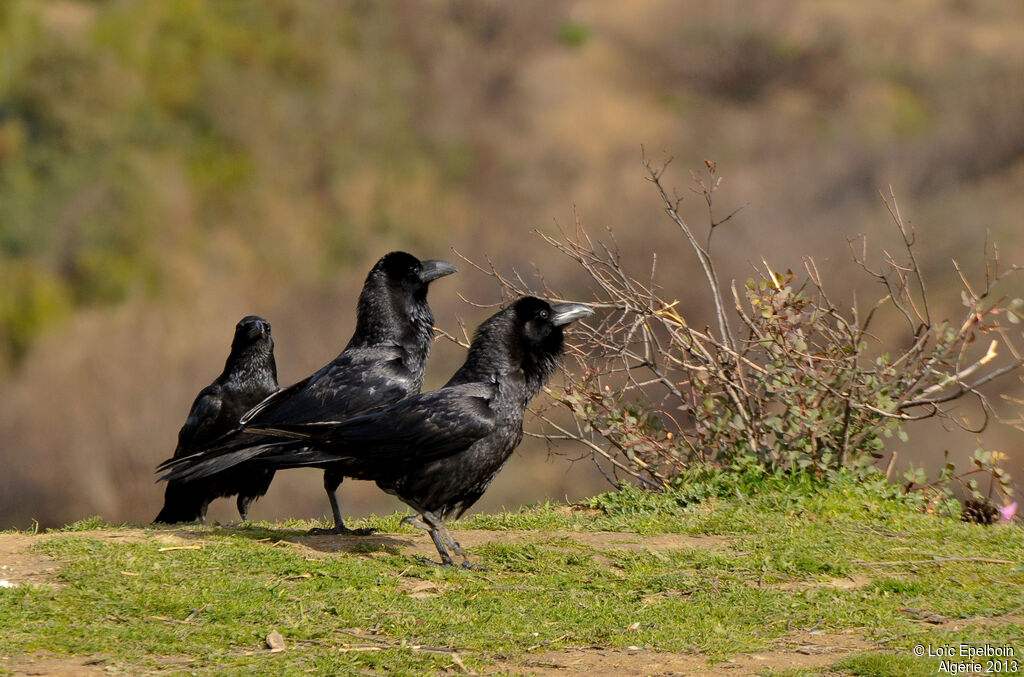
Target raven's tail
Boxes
[155,429,249,472]
[157,440,292,483]
[153,481,206,524]
[160,439,353,484]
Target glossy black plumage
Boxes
[158,252,456,533]
[154,315,279,524]
[168,297,593,566]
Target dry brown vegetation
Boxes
[472,160,1024,507]
[2,0,1023,528]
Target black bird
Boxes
[159,251,457,534]
[164,297,593,567]
[154,315,279,525]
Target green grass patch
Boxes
[1,474,1021,675]
[836,652,939,676]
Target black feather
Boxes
[158,252,455,533]
[154,315,279,524]
[192,297,593,566]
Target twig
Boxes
[184,604,208,623]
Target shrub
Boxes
[467,157,1023,505]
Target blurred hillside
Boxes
[1,0,1023,529]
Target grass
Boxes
[0,472,1021,675]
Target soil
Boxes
[505,629,873,676]
[0,655,111,677]
[0,534,62,589]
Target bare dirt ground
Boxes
[1,655,111,677]
[504,630,873,676]
[0,534,62,589]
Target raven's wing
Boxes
[240,346,412,426]
[161,385,496,483]
[158,347,420,476]
[171,386,224,458]
[251,382,497,468]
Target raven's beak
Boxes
[246,321,267,340]
[550,302,594,327]
[418,259,458,283]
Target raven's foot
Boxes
[416,556,456,568]
[413,556,484,571]
[222,520,252,529]
[307,525,376,536]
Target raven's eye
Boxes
[538,310,549,320]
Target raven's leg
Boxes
[426,528,456,567]
[434,522,479,570]
[236,493,254,522]
[447,533,470,562]
[401,514,427,530]
[308,470,375,536]
[198,500,210,527]
[400,510,453,565]
[418,510,476,569]
[427,517,481,570]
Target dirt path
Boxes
[1,655,111,677]
[506,629,873,676]
[0,533,62,589]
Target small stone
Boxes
[266,630,286,652]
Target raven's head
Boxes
[227,315,277,380]
[512,297,594,353]
[353,251,457,349]
[233,315,276,358]
[456,297,593,396]
[234,315,271,342]
[373,251,458,302]
[510,297,592,378]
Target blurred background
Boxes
[1,0,1022,529]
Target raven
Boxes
[159,252,457,534]
[154,315,279,524]
[164,297,593,567]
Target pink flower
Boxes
[1000,502,1017,522]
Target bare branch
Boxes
[458,162,1021,502]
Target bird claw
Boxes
[416,556,456,568]
[414,556,483,571]
[344,526,377,536]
